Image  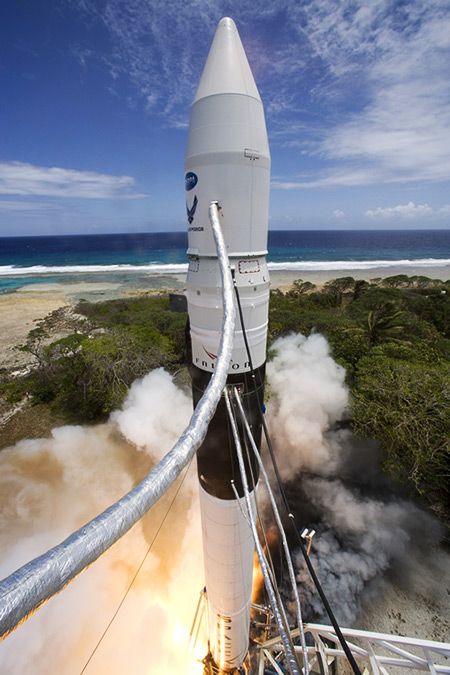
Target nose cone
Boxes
[194,16,261,102]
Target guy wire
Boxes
[80,458,193,674]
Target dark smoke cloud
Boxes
[289,476,441,626]
[266,334,443,626]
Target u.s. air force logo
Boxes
[186,195,198,224]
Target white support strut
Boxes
[233,387,310,674]
[258,621,450,674]
[224,388,301,675]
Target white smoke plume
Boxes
[112,368,192,460]
[266,333,349,477]
[0,369,204,674]
[0,336,443,673]
[266,333,442,626]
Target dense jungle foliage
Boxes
[269,275,449,518]
[1,275,449,517]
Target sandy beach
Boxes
[0,289,70,371]
[270,264,450,290]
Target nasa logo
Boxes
[185,171,198,191]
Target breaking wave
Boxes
[1,258,449,277]
[0,263,189,276]
[267,258,450,271]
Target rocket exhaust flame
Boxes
[251,527,279,605]
[251,553,265,605]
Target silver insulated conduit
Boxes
[0,201,235,640]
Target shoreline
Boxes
[0,265,449,370]
[268,265,450,290]
[1,261,449,294]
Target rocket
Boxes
[185,17,270,672]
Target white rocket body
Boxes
[185,17,270,672]
[186,16,270,377]
[199,489,256,669]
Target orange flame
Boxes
[251,526,280,603]
[252,552,264,603]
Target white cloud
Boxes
[306,1,450,185]
[72,0,450,187]
[72,0,316,125]
[0,161,146,199]
[333,209,345,219]
[0,200,62,211]
[272,168,380,190]
[366,202,450,219]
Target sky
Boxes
[0,0,449,235]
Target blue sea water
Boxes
[0,230,449,293]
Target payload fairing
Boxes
[185,17,271,672]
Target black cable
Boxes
[232,276,362,675]
[228,393,278,584]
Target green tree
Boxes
[321,277,358,307]
[352,354,450,514]
[365,303,406,345]
[382,274,413,288]
[287,279,317,296]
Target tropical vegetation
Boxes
[1,275,449,518]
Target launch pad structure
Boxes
[0,14,449,675]
[188,369,450,675]
[191,591,450,674]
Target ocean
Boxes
[0,229,449,293]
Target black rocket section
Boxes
[190,363,265,499]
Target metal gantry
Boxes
[190,597,450,674]
[262,621,450,674]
